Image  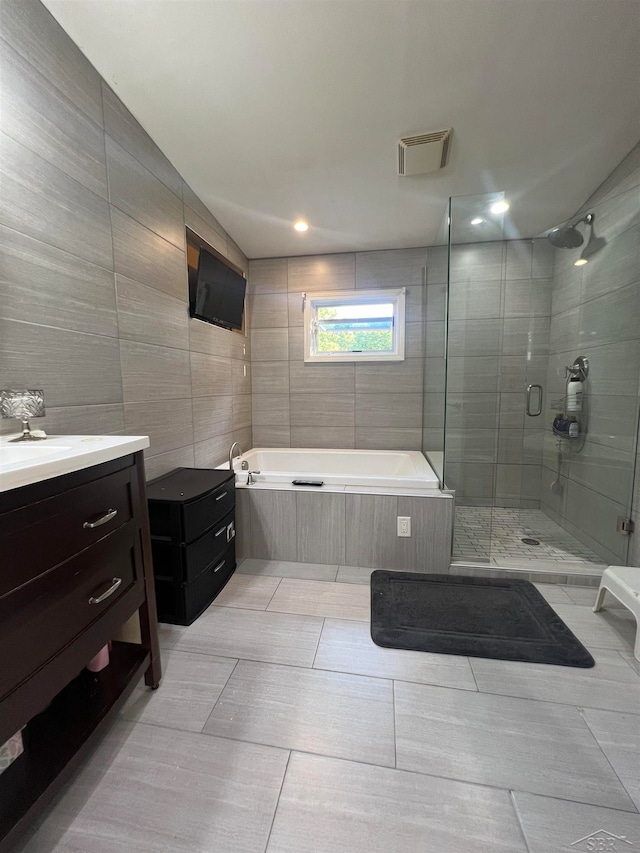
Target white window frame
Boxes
[303,288,406,363]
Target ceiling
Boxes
[44,0,639,258]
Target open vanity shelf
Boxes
[0,642,148,849]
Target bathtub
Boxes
[231,448,440,491]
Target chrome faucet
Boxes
[228,441,243,471]
[246,470,261,485]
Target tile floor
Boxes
[454,506,606,567]
[19,559,640,853]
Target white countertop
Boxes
[0,435,150,493]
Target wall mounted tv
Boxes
[188,240,246,332]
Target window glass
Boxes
[304,289,405,363]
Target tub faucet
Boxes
[228,441,243,471]
[246,470,261,485]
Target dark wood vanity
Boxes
[0,450,160,851]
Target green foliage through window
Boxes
[317,328,393,352]
[315,304,394,353]
[306,289,405,361]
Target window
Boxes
[303,288,406,363]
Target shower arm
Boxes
[569,212,594,230]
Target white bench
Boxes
[593,566,640,661]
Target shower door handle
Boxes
[526,384,542,417]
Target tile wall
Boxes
[0,0,250,480]
[541,143,640,564]
[248,247,448,450]
[443,237,555,507]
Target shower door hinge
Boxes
[616,516,634,536]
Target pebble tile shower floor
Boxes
[454,506,606,566]
[17,559,639,853]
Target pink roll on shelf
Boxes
[86,644,110,672]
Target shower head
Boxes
[548,223,584,249]
[547,213,594,249]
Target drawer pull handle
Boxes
[215,526,226,538]
[89,577,122,605]
[213,560,226,573]
[83,508,118,529]
[215,492,227,501]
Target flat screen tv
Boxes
[189,247,246,331]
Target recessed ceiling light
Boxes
[574,257,588,266]
[293,220,309,232]
[471,217,484,225]
[490,200,510,215]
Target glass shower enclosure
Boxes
[438,151,640,574]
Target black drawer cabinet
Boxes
[147,468,236,625]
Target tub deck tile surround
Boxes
[22,564,640,852]
[296,491,346,565]
[233,448,453,571]
[241,487,453,570]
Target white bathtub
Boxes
[231,448,440,491]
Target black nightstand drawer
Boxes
[155,541,235,625]
[152,509,235,583]
[147,468,235,544]
[182,482,235,543]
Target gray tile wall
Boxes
[443,238,554,507]
[540,143,640,565]
[0,0,251,479]
[249,248,446,450]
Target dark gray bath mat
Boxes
[370,572,595,667]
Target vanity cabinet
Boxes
[0,451,160,851]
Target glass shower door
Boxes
[444,192,506,564]
[445,157,640,572]
[501,263,551,567]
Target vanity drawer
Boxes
[0,521,142,701]
[0,466,135,597]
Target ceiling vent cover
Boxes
[398,129,452,176]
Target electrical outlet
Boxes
[397,516,411,537]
